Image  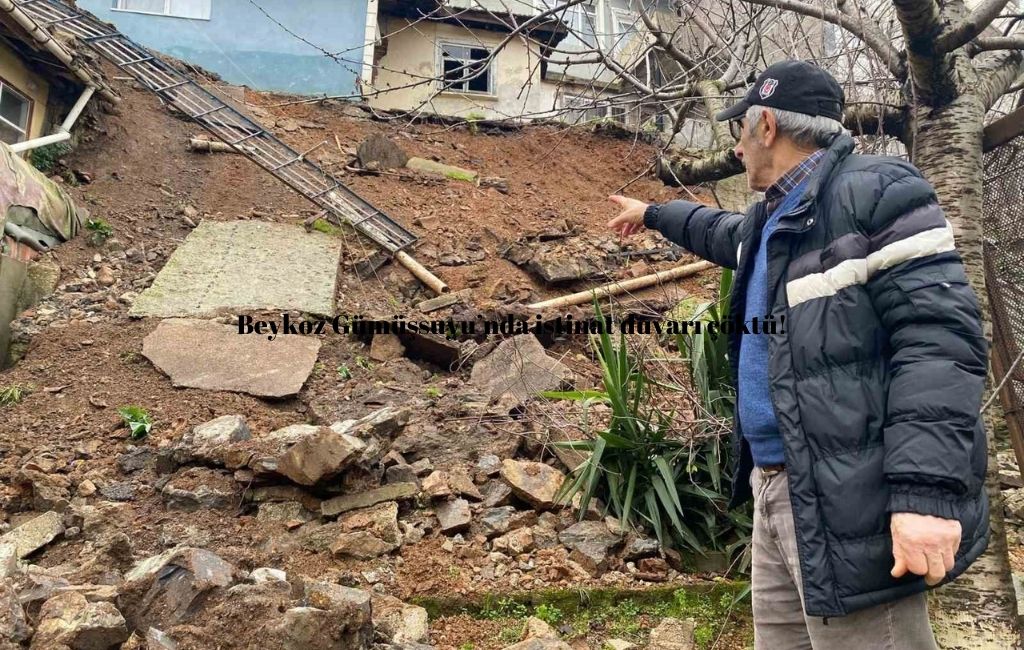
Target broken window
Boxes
[113,0,212,20]
[440,43,493,95]
[0,83,30,145]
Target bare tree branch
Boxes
[983,103,1024,150]
[741,0,905,79]
[889,0,960,105]
[973,35,1024,52]
[978,50,1024,109]
[657,146,743,186]
[843,101,910,138]
[938,0,1014,52]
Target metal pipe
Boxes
[0,0,117,103]
[9,85,95,153]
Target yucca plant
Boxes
[676,268,735,422]
[546,282,753,568]
[546,298,707,553]
[675,268,753,570]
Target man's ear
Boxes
[760,109,777,147]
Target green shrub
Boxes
[29,142,71,174]
[117,405,153,439]
[85,218,114,246]
[533,603,563,625]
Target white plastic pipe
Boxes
[9,85,95,153]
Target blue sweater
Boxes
[738,180,810,466]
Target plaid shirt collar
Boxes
[764,148,826,213]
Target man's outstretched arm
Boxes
[607,196,745,270]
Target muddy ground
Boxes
[0,68,755,650]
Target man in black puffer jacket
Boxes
[608,60,988,649]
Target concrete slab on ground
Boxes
[142,318,320,398]
[130,221,340,318]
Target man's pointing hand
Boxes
[607,195,648,238]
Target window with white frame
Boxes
[439,42,494,95]
[569,2,599,46]
[535,0,598,46]
[610,8,642,57]
[112,0,211,20]
[0,82,31,145]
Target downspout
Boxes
[9,84,95,153]
[0,0,118,103]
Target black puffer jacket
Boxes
[645,132,989,617]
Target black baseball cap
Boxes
[714,60,845,122]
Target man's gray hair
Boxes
[746,104,848,148]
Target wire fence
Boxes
[983,132,1024,467]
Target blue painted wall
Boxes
[78,0,368,96]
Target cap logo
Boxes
[759,78,778,100]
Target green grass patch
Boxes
[444,168,478,182]
[0,383,32,407]
[311,218,343,236]
[414,583,751,648]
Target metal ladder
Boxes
[13,0,418,256]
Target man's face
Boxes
[730,110,774,192]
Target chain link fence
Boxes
[983,132,1024,462]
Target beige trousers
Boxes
[750,466,939,650]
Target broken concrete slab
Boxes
[469,335,572,411]
[131,220,340,318]
[321,483,419,518]
[0,510,64,559]
[143,319,320,398]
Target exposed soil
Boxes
[0,63,747,649]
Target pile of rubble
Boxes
[1,385,686,649]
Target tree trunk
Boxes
[910,92,1021,649]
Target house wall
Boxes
[368,17,559,120]
[0,41,49,140]
[77,0,369,96]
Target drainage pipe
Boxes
[10,85,95,153]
